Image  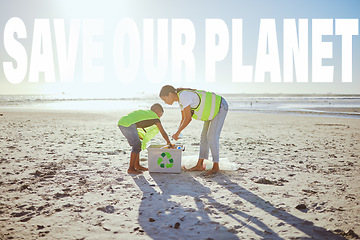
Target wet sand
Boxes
[0,108,359,239]
[306,107,360,113]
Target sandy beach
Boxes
[0,107,359,240]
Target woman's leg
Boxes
[187,121,210,171]
[199,120,210,160]
[205,99,228,175]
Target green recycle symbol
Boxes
[157,152,174,168]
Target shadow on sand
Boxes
[132,172,345,240]
[133,173,239,239]
[211,174,346,240]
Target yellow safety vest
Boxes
[178,90,222,121]
[118,110,160,150]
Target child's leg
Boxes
[129,152,142,174]
[119,124,143,174]
[134,153,148,171]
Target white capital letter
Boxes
[335,19,358,83]
[205,19,229,82]
[113,18,140,83]
[83,19,104,82]
[254,19,281,82]
[54,19,80,82]
[232,19,253,82]
[283,19,308,82]
[143,19,168,83]
[312,19,334,82]
[171,19,196,82]
[29,19,55,82]
[3,17,28,84]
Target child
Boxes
[118,103,173,174]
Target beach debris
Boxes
[20,216,33,222]
[9,209,33,222]
[78,177,87,185]
[174,222,181,229]
[30,170,43,177]
[54,193,70,199]
[328,206,346,212]
[295,204,307,210]
[25,206,35,211]
[345,194,356,200]
[30,170,56,179]
[255,178,273,184]
[11,211,30,218]
[253,177,285,186]
[37,225,45,230]
[115,177,124,182]
[315,123,348,127]
[39,230,50,237]
[233,200,243,205]
[302,189,318,195]
[236,167,248,171]
[149,218,156,222]
[37,204,50,212]
[97,205,115,214]
[132,227,144,233]
[264,230,273,235]
[333,229,360,239]
[19,184,31,192]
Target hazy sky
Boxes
[1,0,360,96]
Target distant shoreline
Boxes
[1,94,359,119]
[232,108,360,119]
[1,93,360,99]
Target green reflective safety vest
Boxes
[178,90,222,121]
[118,110,160,150]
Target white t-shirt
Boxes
[178,91,200,110]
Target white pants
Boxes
[199,98,228,162]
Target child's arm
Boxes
[173,105,192,140]
[155,122,173,147]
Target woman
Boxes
[159,85,228,176]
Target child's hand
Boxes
[162,143,175,149]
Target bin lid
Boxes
[147,145,184,151]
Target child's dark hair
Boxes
[150,103,164,113]
[159,85,195,97]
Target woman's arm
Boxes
[180,109,185,126]
[172,105,192,140]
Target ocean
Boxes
[0,94,360,119]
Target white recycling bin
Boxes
[147,145,184,173]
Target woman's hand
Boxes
[172,132,180,140]
[174,106,192,139]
